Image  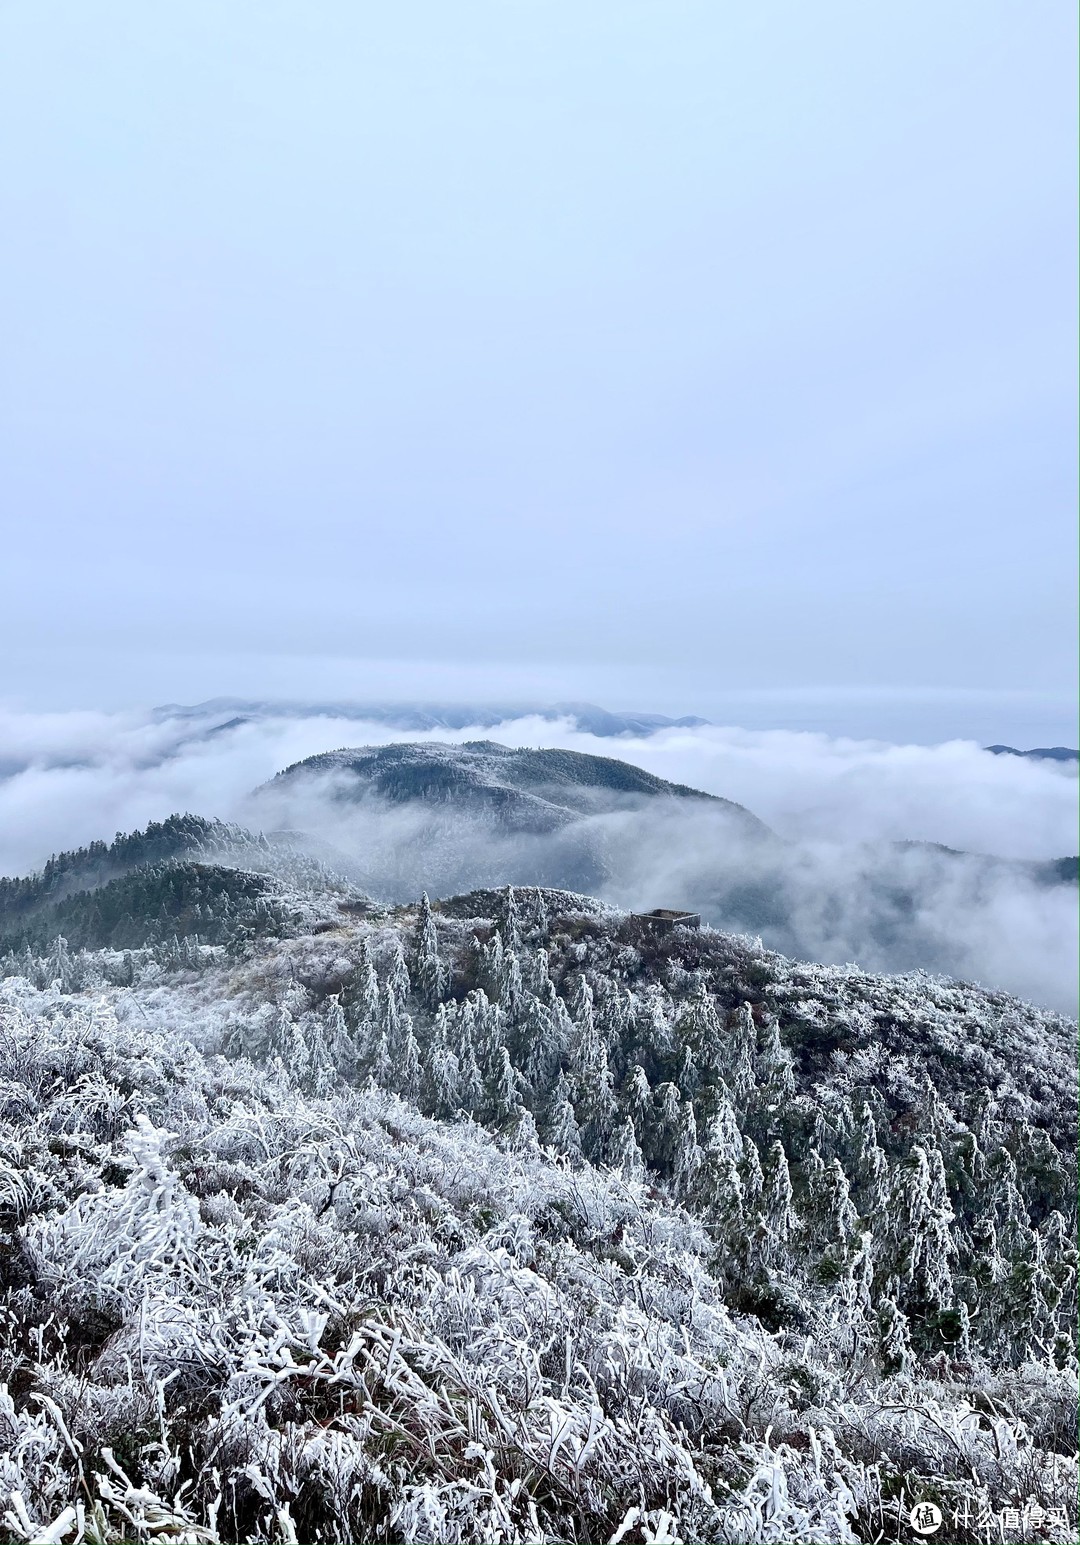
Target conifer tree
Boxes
[878,1295,914,1374]
[608,1116,645,1179]
[726,1003,756,1104]
[853,1102,889,1218]
[427,1004,463,1117]
[545,1070,582,1158]
[672,1102,702,1198]
[384,937,411,1014]
[622,1064,652,1134]
[341,939,380,1032]
[762,1140,797,1263]
[411,893,449,1009]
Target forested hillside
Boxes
[0,879,1074,1542]
[0,815,363,959]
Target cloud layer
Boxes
[0,705,1075,1013]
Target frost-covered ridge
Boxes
[0,886,1074,1543]
[262,741,768,836]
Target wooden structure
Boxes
[629,907,701,932]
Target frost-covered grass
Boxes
[0,886,1075,1543]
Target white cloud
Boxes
[0,705,1075,1013]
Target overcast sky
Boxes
[1,2,1075,743]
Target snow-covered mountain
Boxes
[0,863,1075,1542]
[260,739,768,833]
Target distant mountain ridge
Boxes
[985,744,1079,762]
[156,697,711,738]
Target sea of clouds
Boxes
[0,705,1076,1013]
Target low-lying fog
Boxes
[0,705,1076,1014]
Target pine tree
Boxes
[823,1159,859,1251]
[695,1108,745,1243]
[48,935,73,994]
[608,1116,645,1180]
[498,884,522,955]
[675,984,724,1094]
[762,1140,797,1263]
[490,1046,522,1126]
[427,1004,463,1117]
[889,1144,956,1313]
[622,1064,652,1134]
[878,1295,913,1374]
[456,1015,484,1114]
[545,1070,582,1158]
[411,894,449,1009]
[396,1020,423,1103]
[384,937,411,1014]
[726,1003,756,1104]
[671,1103,702,1198]
[341,939,380,1032]
[322,995,354,1078]
[755,1015,795,1111]
[852,1102,889,1218]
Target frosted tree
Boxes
[477,930,505,1003]
[394,1018,423,1102]
[675,983,724,1096]
[726,1002,756,1104]
[382,935,411,1016]
[321,994,354,1078]
[988,1146,1030,1258]
[741,1137,765,1216]
[411,893,449,1009]
[694,1108,745,1243]
[608,1116,645,1179]
[456,1014,484,1114]
[888,1144,956,1313]
[878,1294,914,1374]
[370,1028,395,1090]
[490,1045,523,1126]
[526,885,548,941]
[852,1101,889,1218]
[762,1139,797,1264]
[621,1063,652,1135]
[823,1159,859,1252]
[506,1102,540,1150]
[520,943,552,998]
[755,1014,795,1110]
[341,938,380,1033]
[568,983,617,1159]
[671,1101,702,1198]
[516,991,557,1093]
[498,884,523,955]
[544,1069,582,1158]
[427,1003,463,1116]
[47,935,74,995]
[632,985,676,1069]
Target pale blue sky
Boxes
[1,2,1076,742]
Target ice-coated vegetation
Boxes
[0,882,1075,1542]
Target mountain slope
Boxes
[0,887,1074,1543]
[0,814,365,956]
[262,740,768,834]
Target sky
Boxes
[0,1,1076,743]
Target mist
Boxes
[0,703,1075,1013]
